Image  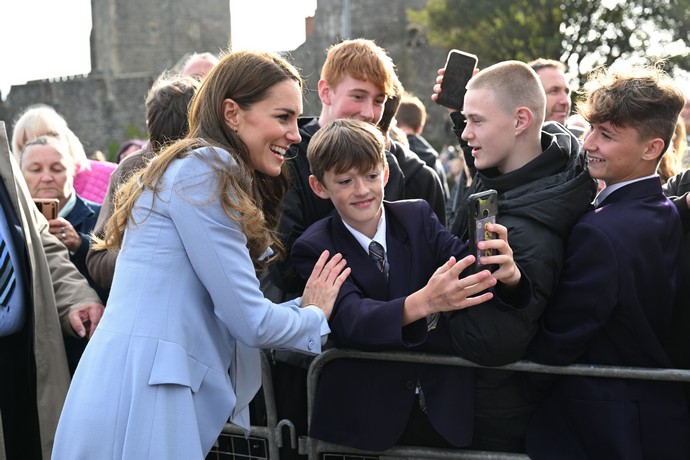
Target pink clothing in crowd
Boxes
[73,159,117,204]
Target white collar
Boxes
[342,206,387,255]
[594,174,658,207]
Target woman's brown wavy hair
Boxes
[94,50,303,271]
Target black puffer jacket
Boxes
[406,133,451,202]
[445,120,596,451]
[448,121,596,364]
[388,140,447,225]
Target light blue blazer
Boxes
[52,147,328,459]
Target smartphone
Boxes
[436,49,478,109]
[33,198,59,220]
[467,189,498,273]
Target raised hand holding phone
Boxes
[468,189,498,273]
[435,49,478,110]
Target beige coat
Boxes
[0,122,101,460]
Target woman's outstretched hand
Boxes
[301,250,351,320]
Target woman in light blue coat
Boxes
[52,50,350,459]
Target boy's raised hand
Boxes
[404,254,496,325]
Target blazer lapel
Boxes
[597,177,662,208]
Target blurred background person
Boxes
[86,72,201,293]
[19,135,105,373]
[12,104,117,203]
[181,51,220,79]
[115,138,146,163]
[396,91,450,203]
[529,58,572,125]
[565,113,589,140]
[657,116,687,184]
[681,91,690,164]
[11,104,116,204]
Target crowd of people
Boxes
[2,36,690,460]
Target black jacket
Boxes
[663,169,690,232]
[448,121,595,363]
[447,120,596,451]
[662,169,690,409]
[68,195,105,302]
[406,134,450,202]
[388,139,447,225]
[270,117,405,296]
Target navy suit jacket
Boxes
[526,177,690,459]
[292,199,530,451]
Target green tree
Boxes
[408,0,690,85]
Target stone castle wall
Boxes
[0,0,458,160]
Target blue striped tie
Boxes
[0,237,16,306]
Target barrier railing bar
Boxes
[303,347,690,459]
[308,348,690,384]
[308,439,530,459]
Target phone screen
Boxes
[437,50,478,110]
[467,189,498,273]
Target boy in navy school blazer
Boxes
[525,66,690,459]
[291,119,535,451]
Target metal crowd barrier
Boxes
[211,347,690,459]
[208,350,296,460]
[298,348,690,460]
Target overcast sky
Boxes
[0,0,316,99]
[1,0,92,97]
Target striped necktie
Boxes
[0,237,16,306]
[368,240,388,281]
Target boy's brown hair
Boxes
[307,119,387,184]
[578,64,684,156]
[321,38,399,97]
[396,92,427,132]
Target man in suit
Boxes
[526,66,690,458]
[291,119,532,451]
[0,121,104,460]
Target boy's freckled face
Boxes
[322,76,387,125]
[313,165,387,237]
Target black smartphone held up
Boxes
[436,49,478,110]
[467,189,498,273]
[33,198,59,220]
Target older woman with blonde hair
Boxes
[19,134,106,373]
[11,104,116,203]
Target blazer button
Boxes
[308,339,314,350]
[406,381,415,390]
